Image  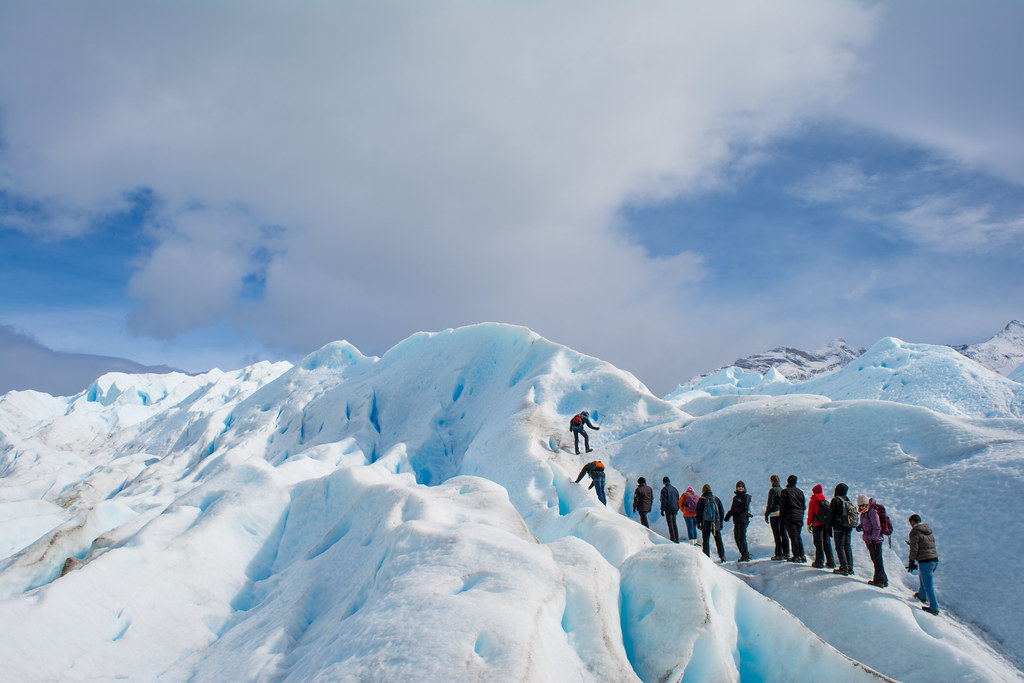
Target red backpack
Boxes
[570,414,583,428]
[872,501,893,545]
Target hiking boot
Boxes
[913,592,927,603]
[585,448,593,453]
[718,556,727,563]
[811,562,824,568]
[832,567,846,574]
[740,555,752,562]
[783,554,791,559]
[921,606,939,615]
[770,555,783,561]
[825,563,836,569]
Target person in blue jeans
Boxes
[907,514,940,615]
[573,460,607,505]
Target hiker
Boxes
[778,475,807,563]
[694,484,726,562]
[573,460,607,505]
[680,486,700,544]
[826,483,856,575]
[723,480,752,562]
[807,484,835,569]
[907,514,940,615]
[765,475,790,560]
[632,477,653,528]
[857,494,887,587]
[569,411,599,455]
[660,477,681,543]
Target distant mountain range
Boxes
[0,325,180,396]
[686,320,1024,385]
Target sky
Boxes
[0,0,1022,397]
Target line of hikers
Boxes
[566,418,939,615]
[627,472,941,616]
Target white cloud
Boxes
[789,160,879,203]
[886,196,1024,253]
[0,1,877,389]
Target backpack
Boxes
[812,500,829,526]
[701,496,720,525]
[839,498,859,528]
[570,414,583,429]
[872,501,893,539]
[592,461,604,472]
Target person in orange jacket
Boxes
[679,486,700,545]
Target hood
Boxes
[812,484,823,495]
[914,524,933,536]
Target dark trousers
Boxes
[812,526,835,566]
[785,519,805,558]
[638,510,650,528]
[702,525,726,559]
[572,429,591,454]
[770,515,789,556]
[665,512,679,543]
[833,528,853,570]
[732,519,749,558]
[867,541,887,585]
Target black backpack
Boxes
[813,500,829,526]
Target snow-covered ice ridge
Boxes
[685,320,1024,386]
[1,324,1022,681]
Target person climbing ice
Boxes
[569,410,599,454]
[573,460,607,505]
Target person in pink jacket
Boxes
[858,494,887,587]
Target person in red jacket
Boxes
[807,484,836,569]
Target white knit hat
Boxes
[856,494,869,506]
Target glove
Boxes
[764,515,769,524]
[661,511,665,517]
[907,561,918,572]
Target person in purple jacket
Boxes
[857,494,887,587]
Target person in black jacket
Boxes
[632,477,653,528]
[826,483,855,575]
[764,474,790,560]
[660,476,681,543]
[723,480,752,562]
[695,484,726,562]
[573,460,606,505]
[778,474,806,563]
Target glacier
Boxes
[0,323,1021,681]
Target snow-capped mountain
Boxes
[687,338,866,385]
[0,324,1022,681]
[953,320,1024,377]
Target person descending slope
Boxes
[573,460,607,505]
[660,477,681,543]
[695,484,726,563]
[723,480,752,562]
[632,477,653,528]
[569,411,600,455]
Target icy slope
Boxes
[0,323,1021,681]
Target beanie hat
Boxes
[857,494,869,506]
[787,475,798,486]
[663,476,670,484]
[701,484,712,494]
[735,480,745,489]
[686,486,694,493]
[812,484,823,495]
